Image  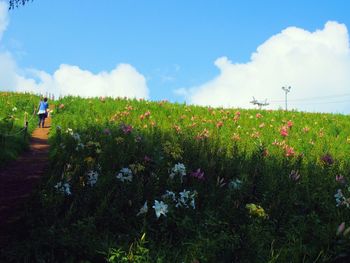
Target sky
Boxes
[1,0,350,113]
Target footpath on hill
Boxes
[0,114,51,245]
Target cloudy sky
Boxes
[1,0,350,113]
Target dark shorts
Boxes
[39,113,46,119]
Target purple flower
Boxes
[190,168,205,180]
[321,153,334,166]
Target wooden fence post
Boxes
[24,112,29,140]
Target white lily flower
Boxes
[137,201,148,216]
[116,168,133,182]
[162,190,176,202]
[54,182,62,189]
[176,189,197,209]
[229,179,242,190]
[75,143,84,151]
[63,183,72,195]
[72,133,81,141]
[169,163,186,182]
[152,200,168,219]
[54,181,72,195]
[87,170,99,186]
[190,199,196,209]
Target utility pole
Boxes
[282,86,291,111]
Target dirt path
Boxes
[0,116,51,244]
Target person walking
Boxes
[37,97,49,128]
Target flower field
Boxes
[4,95,350,262]
[0,92,40,167]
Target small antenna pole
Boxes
[282,86,291,110]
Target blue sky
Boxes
[1,0,350,112]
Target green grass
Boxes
[2,95,350,262]
[0,92,40,167]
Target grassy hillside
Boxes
[3,96,350,262]
[0,92,40,167]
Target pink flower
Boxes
[189,122,197,128]
[337,222,346,236]
[272,139,279,146]
[195,128,210,140]
[121,124,133,134]
[250,131,260,138]
[302,127,310,133]
[216,121,224,128]
[287,120,293,128]
[173,125,182,134]
[235,111,241,117]
[263,149,269,157]
[256,113,263,119]
[125,105,133,111]
[336,175,346,184]
[191,169,205,180]
[231,133,241,141]
[285,146,295,157]
[280,126,288,137]
[144,111,151,118]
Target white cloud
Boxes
[13,64,149,99]
[0,2,149,99]
[182,21,350,113]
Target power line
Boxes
[270,92,350,103]
[289,99,350,105]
